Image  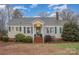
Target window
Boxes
[24,27,26,33]
[46,27,49,33]
[9,26,11,32]
[16,27,22,32]
[16,27,19,31]
[27,27,30,33]
[19,27,21,32]
[12,27,14,30]
[55,27,57,34]
[50,27,54,33]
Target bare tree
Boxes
[60,9,76,21]
[12,9,23,18]
[0,11,5,32]
[6,5,11,21]
[0,5,10,35]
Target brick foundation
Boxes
[8,38,63,43]
[52,38,63,40]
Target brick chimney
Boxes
[56,12,59,21]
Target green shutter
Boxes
[27,27,30,33]
[9,27,11,31]
[24,27,26,33]
[60,27,61,33]
[55,27,57,34]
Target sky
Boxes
[0,4,79,17]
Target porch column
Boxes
[33,25,34,44]
[42,26,44,43]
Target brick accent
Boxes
[51,38,63,40]
[34,36,43,43]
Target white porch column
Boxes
[33,25,34,44]
[42,25,44,43]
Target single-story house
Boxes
[7,15,76,43]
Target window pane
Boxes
[12,27,14,30]
[16,27,18,31]
[20,27,21,32]
[50,27,54,33]
[27,27,30,33]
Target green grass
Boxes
[53,43,79,50]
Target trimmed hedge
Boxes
[15,33,25,42]
[23,36,33,43]
[15,33,32,43]
[44,35,52,42]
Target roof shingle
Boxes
[8,17,68,26]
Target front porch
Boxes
[32,19,44,43]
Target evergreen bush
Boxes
[61,21,79,41]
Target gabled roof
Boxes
[8,17,68,26]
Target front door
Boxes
[36,27,41,36]
[34,27,43,43]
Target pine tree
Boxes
[61,21,79,41]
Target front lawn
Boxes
[0,41,79,55]
[53,43,79,50]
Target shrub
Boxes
[44,35,52,42]
[2,36,9,42]
[61,21,79,41]
[15,33,25,42]
[15,34,32,43]
[0,32,3,40]
[23,36,33,43]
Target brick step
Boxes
[34,36,43,43]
